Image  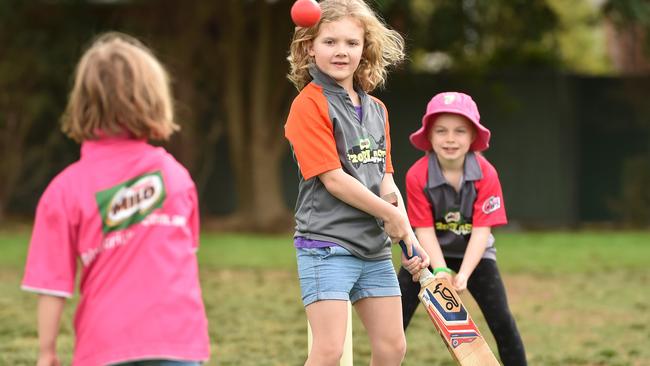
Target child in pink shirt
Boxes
[21,32,210,366]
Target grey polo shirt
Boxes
[285,66,393,260]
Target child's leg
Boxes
[296,246,362,365]
[355,296,406,366]
[351,257,405,366]
[448,257,528,366]
[305,300,351,366]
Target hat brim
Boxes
[409,111,491,152]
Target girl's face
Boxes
[309,16,364,91]
[428,113,476,165]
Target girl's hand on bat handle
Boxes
[434,271,452,282]
[383,207,411,246]
[412,239,430,270]
[453,272,468,292]
[400,238,430,282]
[402,256,426,282]
[402,255,422,275]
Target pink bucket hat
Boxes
[409,92,491,152]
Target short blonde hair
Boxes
[287,0,405,92]
[62,32,178,142]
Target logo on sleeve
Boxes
[96,171,166,233]
[482,196,501,214]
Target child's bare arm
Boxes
[37,295,65,366]
[414,227,446,268]
[319,168,410,244]
[378,173,430,270]
[455,226,492,291]
[414,227,451,281]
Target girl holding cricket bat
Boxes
[400,91,528,365]
[285,0,429,364]
[21,33,210,366]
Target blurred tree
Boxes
[547,0,612,74]
[89,0,297,231]
[0,0,296,230]
[603,0,650,73]
[3,0,641,229]
[380,0,562,73]
[602,0,650,226]
[0,0,87,221]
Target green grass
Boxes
[1,228,649,365]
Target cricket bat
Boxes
[382,192,500,365]
[399,242,500,365]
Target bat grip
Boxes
[399,240,419,259]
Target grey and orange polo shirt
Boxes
[405,152,507,260]
[284,66,393,260]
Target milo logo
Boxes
[96,171,166,233]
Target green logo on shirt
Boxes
[96,171,166,233]
[346,137,386,167]
[435,210,472,235]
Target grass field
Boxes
[1,228,649,365]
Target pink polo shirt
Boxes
[22,136,210,365]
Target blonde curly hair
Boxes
[62,32,178,142]
[287,0,405,92]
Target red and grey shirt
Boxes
[285,66,393,260]
[406,152,507,260]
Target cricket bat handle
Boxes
[399,241,435,284]
[399,240,418,259]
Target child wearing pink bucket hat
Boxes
[399,92,528,365]
[409,91,491,152]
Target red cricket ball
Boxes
[291,0,321,28]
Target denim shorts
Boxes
[296,246,401,307]
[111,360,201,366]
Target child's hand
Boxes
[37,352,60,366]
[383,207,411,245]
[401,255,422,276]
[434,271,452,282]
[401,239,430,282]
[452,272,469,292]
[412,239,430,270]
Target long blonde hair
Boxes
[287,0,405,92]
[61,32,178,142]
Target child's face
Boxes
[309,16,364,91]
[428,113,476,165]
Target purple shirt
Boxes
[355,105,363,122]
[294,236,339,248]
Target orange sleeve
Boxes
[285,88,341,180]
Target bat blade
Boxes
[418,276,500,365]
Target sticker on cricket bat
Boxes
[420,281,481,348]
